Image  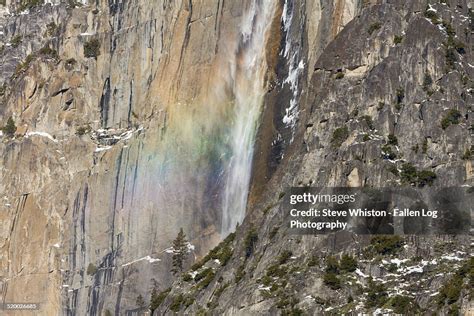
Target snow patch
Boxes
[282,53,304,134]
[186,242,195,252]
[390,258,409,266]
[164,247,175,254]
[121,255,161,267]
[91,126,142,152]
[25,131,58,143]
[281,0,293,58]
[94,146,111,153]
[441,255,463,261]
[427,4,437,12]
[404,266,424,274]
[374,307,394,315]
[355,268,367,278]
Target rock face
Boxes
[155,0,473,315]
[0,0,472,316]
[0,0,272,314]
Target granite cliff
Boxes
[0,0,472,315]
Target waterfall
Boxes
[220,1,277,236]
[139,0,277,239]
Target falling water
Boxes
[220,1,277,235]
[142,0,277,239]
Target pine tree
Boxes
[149,286,170,313]
[340,254,357,272]
[171,228,188,275]
[136,294,145,308]
[2,116,16,137]
[149,287,159,312]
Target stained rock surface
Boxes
[0,0,472,315]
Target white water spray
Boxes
[220,1,276,236]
